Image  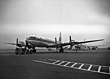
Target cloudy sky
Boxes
[0,0,110,49]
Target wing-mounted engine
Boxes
[15,38,27,48]
[15,39,35,54]
[68,36,75,50]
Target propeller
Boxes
[69,36,72,43]
[55,37,57,44]
[69,36,73,49]
[16,38,24,47]
[16,38,19,46]
[15,38,22,50]
[25,40,31,49]
[16,38,25,47]
[25,40,29,47]
[3,38,26,48]
[55,37,59,51]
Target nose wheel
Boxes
[33,48,36,53]
[15,47,36,55]
[15,47,25,54]
[15,48,19,54]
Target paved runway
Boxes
[0,49,110,79]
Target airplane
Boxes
[69,44,104,50]
[4,33,104,54]
[87,45,104,50]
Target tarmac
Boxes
[0,49,110,79]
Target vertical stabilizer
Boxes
[59,32,62,44]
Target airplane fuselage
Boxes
[26,36,56,48]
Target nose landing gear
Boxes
[15,47,25,54]
[15,47,36,55]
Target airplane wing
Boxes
[3,38,26,47]
[73,39,104,44]
[49,39,104,47]
[3,42,16,45]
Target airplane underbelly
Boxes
[30,41,48,47]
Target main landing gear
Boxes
[59,49,64,53]
[58,47,64,53]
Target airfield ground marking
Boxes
[88,65,92,70]
[98,66,101,72]
[109,67,110,73]
[48,59,110,67]
[34,59,110,75]
[64,62,71,66]
[57,61,65,65]
[71,63,77,67]
[33,59,110,75]
[79,64,84,69]
[52,60,60,64]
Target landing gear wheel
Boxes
[59,49,64,53]
[21,48,25,54]
[25,49,29,54]
[28,48,33,54]
[15,48,19,54]
[33,49,36,53]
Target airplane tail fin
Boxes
[69,36,72,43]
[58,32,62,44]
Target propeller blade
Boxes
[55,37,57,44]
[16,38,19,46]
[25,40,28,46]
[69,36,72,43]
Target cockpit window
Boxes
[27,36,36,40]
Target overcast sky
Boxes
[0,0,110,49]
